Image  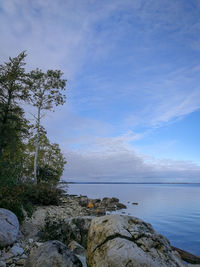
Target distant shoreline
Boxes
[67,182,200,185]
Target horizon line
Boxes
[66,182,200,185]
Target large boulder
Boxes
[0,209,19,247]
[86,214,185,267]
[25,240,82,267]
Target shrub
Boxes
[0,183,64,223]
[40,215,75,245]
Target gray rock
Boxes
[0,209,19,247]
[16,258,26,265]
[25,240,82,267]
[86,214,185,267]
[10,244,24,256]
[0,260,6,267]
[4,251,14,260]
[79,197,88,207]
[68,240,86,256]
[68,241,86,267]
[76,255,87,267]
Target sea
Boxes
[68,183,200,256]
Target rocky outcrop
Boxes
[21,195,127,242]
[0,209,19,247]
[78,196,127,212]
[20,195,94,241]
[86,214,185,267]
[25,240,82,267]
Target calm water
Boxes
[68,183,200,255]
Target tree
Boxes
[28,68,66,183]
[0,51,30,158]
[25,133,66,184]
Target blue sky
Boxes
[1,0,200,182]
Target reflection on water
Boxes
[68,183,200,255]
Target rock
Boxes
[68,241,86,256]
[21,196,92,241]
[10,244,24,256]
[34,242,43,247]
[79,197,88,207]
[0,260,6,267]
[115,202,127,209]
[98,197,126,211]
[68,241,87,267]
[86,214,185,267]
[25,240,82,267]
[16,258,26,265]
[21,254,28,259]
[172,246,200,264]
[4,251,13,260]
[90,199,101,205]
[0,209,19,247]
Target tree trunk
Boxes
[33,106,41,184]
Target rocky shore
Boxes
[0,194,199,267]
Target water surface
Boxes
[68,183,200,255]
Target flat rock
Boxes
[86,214,185,267]
[0,209,19,247]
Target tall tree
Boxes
[28,69,66,183]
[0,51,30,158]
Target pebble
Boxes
[16,258,26,265]
[10,245,24,256]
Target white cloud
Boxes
[63,140,200,182]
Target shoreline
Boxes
[1,194,200,266]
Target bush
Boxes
[22,183,64,205]
[0,183,64,223]
[40,215,75,245]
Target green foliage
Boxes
[22,183,64,205]
[28,68,66,110]
[0,183,64,223]
[0,142,30,186]
[25,133,66,184]
[41,215,89,248]
[41,215,74,245]
[0,51,30,158]
[27,68,67,183]
[0,51,67,222]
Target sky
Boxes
[1,0,200,182]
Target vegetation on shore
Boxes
[0,52,67,222]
